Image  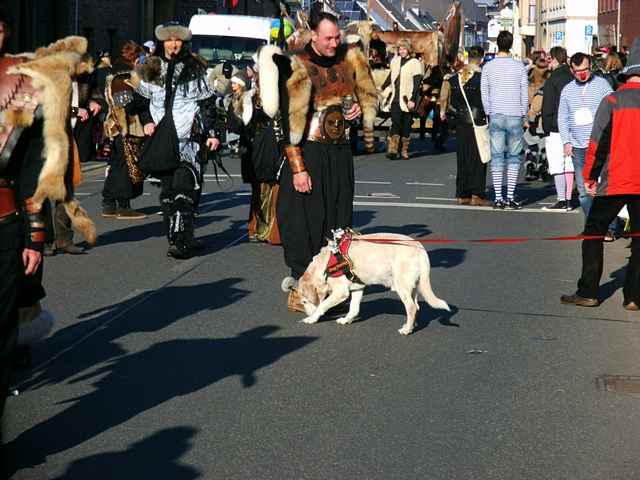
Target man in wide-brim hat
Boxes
[133,21,220,259]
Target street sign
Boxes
[554,31,564,42]
[585,25,593,36]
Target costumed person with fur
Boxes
[101,40,152,220]
[257,12,378,311]
[382,39,424,160]
[0,26,97,426]
[233,67,282,245]
[133,21,220,259]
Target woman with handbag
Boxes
[439,46,490,206]
[134,21,220,259]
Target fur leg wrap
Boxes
[363,127,375,153]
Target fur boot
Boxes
[386,134,400,160]
[401,137,411,160]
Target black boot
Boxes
[167,210,197,259]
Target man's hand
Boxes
[293,171,312,193]
[345,103,362,121]
[89,100,102,116]
[206,137,220,151]
[564,143,573,157]
[440,111,446,122]
[22,248,42,275]
[143,122,156,136]
[407,100,416,111]
[585,181,598,197]
[77,108,89,122]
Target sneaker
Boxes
[101,205,117,218]
[116,207,147,220]
[493,199,506,210]
[560,293,599,307]
[623,301,640,311]
[542,200,568,211]
[167,244,194,260]
[505,198,524,210]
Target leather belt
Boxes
[0,186,18,223]
[307,106,350,145]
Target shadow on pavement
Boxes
[352,210,377,230]
[597,264,626,304]
[3,325,317,477]
[50,427,201,480]
[360,223,432,237]
[20,278,251,392]
[427,248,466,269]
[357,298,459,331]
[96,215,227,247]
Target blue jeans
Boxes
[489,114,524,170]
[571,147,593,217]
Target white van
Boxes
[188,14,272,68]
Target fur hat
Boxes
[397,38,413,53]
[619,37,640,80]
[231,70,248,88]
[155,21,192,42]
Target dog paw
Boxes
[300,317,318,324]
[336,316,354,325]
[398,326,413,335]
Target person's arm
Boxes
[480,66,490,116]
[558,88,571,146]
[520,65,529,117]
[541,77,556,134]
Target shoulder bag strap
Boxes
[458,74,477,128]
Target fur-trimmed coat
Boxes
[5,36,97,245]
[385,55,424,113]
[257,43,378,146]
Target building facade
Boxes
[536,0,598,55]
[598,0,640,49]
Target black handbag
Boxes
[138,105,179,175]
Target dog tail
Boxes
[418,252,450,311]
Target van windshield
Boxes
[192,35,267,66]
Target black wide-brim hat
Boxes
[155,21,192,42]
[618,37,640,80]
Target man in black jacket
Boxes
[542,46,575,211]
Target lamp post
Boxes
[616,0,621,49]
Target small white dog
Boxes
[282,233,450,335]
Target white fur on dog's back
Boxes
[349,233,449,311]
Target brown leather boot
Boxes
[386,134,400,159]
[400,137,411,159]
[470,195,491,206]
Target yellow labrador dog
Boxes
[282,233,450,335]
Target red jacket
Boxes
[584,82,640,196]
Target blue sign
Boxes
[554,31,564,41]
[585,25,593,36]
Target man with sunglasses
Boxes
[558,53,612,217]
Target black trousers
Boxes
[0,223,20,425]
[455,123,487,198]
[102,136,143,207]
[277,142,354,278]
[577,195,640,302]
[390,102,412,138]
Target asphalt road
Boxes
[4,139,640,480]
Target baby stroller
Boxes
[523,128,549,182]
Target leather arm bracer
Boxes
[23,197,46,252]
[284,145,306,174]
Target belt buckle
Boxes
[319,105,346,143]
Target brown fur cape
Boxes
[7,36,97,245]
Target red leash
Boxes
[352,233,639,246]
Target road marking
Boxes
[354,193,400,199]
[20,231,248,384]
[354,200,579,213]
[355,180,392,185]
[415,196,456,202]
[75,192,92,196]
[204,173,241,178]
[406,182,445,186]
[234,192,251,196]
